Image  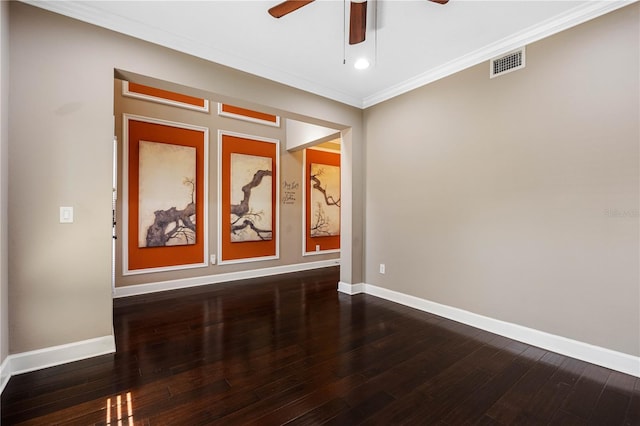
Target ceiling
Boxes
[25,0,634,108]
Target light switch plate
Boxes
[60,206,74,223]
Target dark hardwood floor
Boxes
[2,267,638,425]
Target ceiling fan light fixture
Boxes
[354,58,370,70]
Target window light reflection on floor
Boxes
[106,392,134,426]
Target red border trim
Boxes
[127,119,206,270]
[128,83,207,108]
[305,149,341,253]
[221,134,278,262]
[220,104,279,125]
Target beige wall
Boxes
[1,0,9,365]
[8,2,363,354]
[364,4,639,356]
[114,80,338,286]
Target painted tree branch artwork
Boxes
[230,153,273,242]
[310,163,340,237]
[138,140,197,248]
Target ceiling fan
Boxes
[268,0,449,45]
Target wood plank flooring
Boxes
[2,267,638,425]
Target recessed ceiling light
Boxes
[354,58,370,70]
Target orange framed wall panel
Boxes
[123,81,209,112]
[304,148,341,255]
[218,131,280,264]
[123,114,209,274]
[218,103,280,127]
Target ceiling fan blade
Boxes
[428,0,449,4]
[349,1,367,45]
[268,0,315,18]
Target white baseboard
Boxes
[115,259,340,298]
[338,282,640,378]
[0,356,10,394]
[0,334,116,395]
[338,281,365,295]
[9,335,116,377]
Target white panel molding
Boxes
[0,335,116,394]
[218,103,280,127]
[114,259,340,298]
[338,283,640,378]
[122,81,210,112]
[217,130,280,266]
[122,114,209,276]
[362,1,634,108]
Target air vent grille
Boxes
[490,48,525,78]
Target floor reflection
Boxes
[106,391,134,426]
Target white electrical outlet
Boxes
[316,245,320,252]
[210,254,216,265]
[379,263,386,274]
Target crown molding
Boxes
[20,0,363,108]
[362,0,636,108]
[21,0,637,110]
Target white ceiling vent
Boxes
[490,47,526,78]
